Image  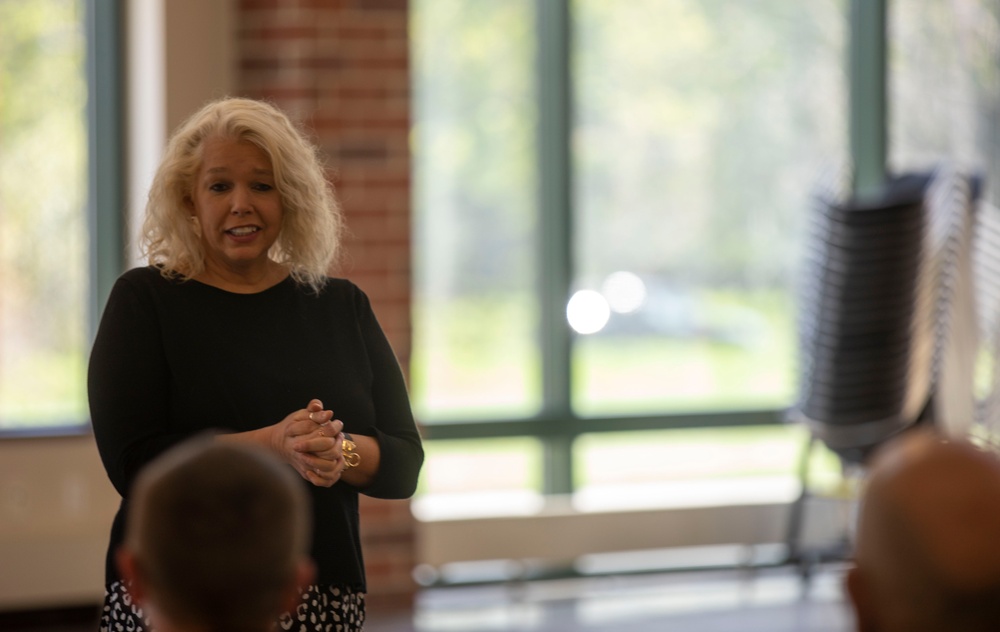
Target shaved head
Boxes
[847,429,1000,632]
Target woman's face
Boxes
[186,136,284,276]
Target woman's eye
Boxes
[208,182,229,192]
[253,183,274,192]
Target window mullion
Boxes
[850,0,887,198]
[536,0,574,495]
[86,0,126,338]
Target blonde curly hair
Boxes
[141,97,343,292]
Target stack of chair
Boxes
[784,167,979,572]
[792,167,979,464]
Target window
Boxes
[412,0,848,504]
[570,1,845,416]
[412,0,997,509]
[0,0,121,433]
[411,0,540,422]
[889,0,1000,205]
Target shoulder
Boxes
[107,266,165,298]
[313,277,369,304]
[320,276,360,293]
[116,265,177,289]
[97,267,174,327]
[107,267,209,313]
[304,277,378,320]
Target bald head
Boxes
[848,429,1000,632]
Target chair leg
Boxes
[784,433,816,573]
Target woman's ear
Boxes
[186,212,202,237]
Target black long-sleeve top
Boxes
[88,266,424,591]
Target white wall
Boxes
[0,436,119,609]
[0,0,234,611]
[125,0,234,265]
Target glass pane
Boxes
[412,437,544,520]
[890,0,1000,206]
[0,1,89,429]
[574,425,841,512]
[571,1,847,416]
[411,0,540,422]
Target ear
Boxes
[185,206,203,238]
[114,546,148,606]
[845,565,878,632]
[281,558,316,613]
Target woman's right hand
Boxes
[270,402,344,487]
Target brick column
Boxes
[235,0,417,612]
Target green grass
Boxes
[411,288,798,419]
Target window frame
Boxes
[87,0,126,335]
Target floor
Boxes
[7,564,854,632]
[367,564,854,632]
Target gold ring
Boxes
[318,428,326,437]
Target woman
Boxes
[89,97,424,632]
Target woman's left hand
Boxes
[292,399,349,483]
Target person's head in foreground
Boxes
[847,428,1000,632]
[116,438,314,632]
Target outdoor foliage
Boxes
[0,0,88,427]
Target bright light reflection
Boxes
[567,290,611,334]
[602,271,647,314]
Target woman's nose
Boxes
[230,187,252,215]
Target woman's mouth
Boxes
[226,226,259,237]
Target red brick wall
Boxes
[235,0,417,611]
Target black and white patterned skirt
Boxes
[101,581,365,631]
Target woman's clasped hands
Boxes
[275,398,349,487]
